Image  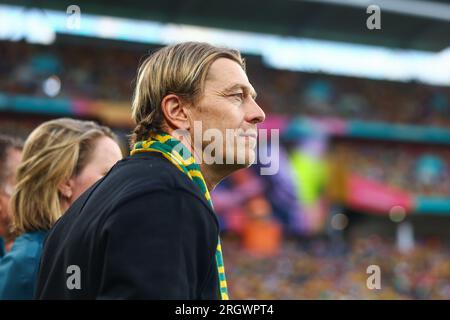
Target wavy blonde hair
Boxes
[131,41,245,144]
[11,118,117,236]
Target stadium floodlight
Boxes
[0,6,55,44]
[300,0,450,22]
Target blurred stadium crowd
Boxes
[2,41,450,128]
[332,141,450,197]
[223,235,450,299]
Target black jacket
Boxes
[35,152,220,299]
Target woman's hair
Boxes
[130,41,245,145]
[11,118,117,236]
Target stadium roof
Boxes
[2,0,450,52]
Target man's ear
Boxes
[160,94,191,131]
[57,178,74,200]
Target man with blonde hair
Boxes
[36,42,265,299]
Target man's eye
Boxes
[230,93,244,100]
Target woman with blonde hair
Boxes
[0,118,123,299]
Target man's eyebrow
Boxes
[223,83,257,99]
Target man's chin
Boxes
[208,147,256,168]
[234,151,257,168]
[221,162,252,174]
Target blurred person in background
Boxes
[0,134,23,257]
[0,118,122,299]
[35,41,265,300]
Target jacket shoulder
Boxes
[98,153,211,208]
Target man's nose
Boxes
[245,98,266,124]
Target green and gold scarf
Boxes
[131,132,229,300]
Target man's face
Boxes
[188,58,266,169]
[0,148,22,237]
